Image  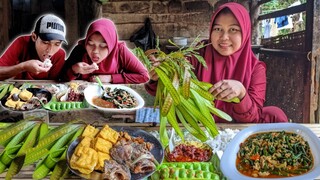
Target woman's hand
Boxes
[72,62,97,75]
[209,80,246,101]
[148,55,160,81]
[89,75,112,83]
[22,60,51,74]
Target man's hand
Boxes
[22,60,51,74]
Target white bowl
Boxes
[84,84,145,113]
[172,37,188,46]
[220,123,320,180]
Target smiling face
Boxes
[85,32,109,64]
[210,10,242,56]
[32,33,62,61]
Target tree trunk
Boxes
[249,0,261,45]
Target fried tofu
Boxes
[70,145,98,175]
[78,136,93,148]
[5,99,18,108]
[70,124,121,173]
[95,151,111,171]
[97,125,119,144]
[82,125,99,138]
[10,87,21,95]
[19,89,33,101]
[93,137,113,154]
[16,101,26,110]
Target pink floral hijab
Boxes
[78,18,122,78]
[202,2,263,89]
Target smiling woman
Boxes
[145,2,288,123]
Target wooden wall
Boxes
[100,0,213,48]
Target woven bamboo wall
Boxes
[260,31,308,123]
[261,31,305,51]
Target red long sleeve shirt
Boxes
[0,35,65,80]
[63,43,149,84]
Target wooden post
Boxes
[64,0,79,52]
[0,0,9,55]
[312,0,320,124]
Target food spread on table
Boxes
[0,117,320,179]
[0,82,320,180]
[0,82,142,112]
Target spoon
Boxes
[95,76,112,99]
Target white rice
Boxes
[206,128,239,153]
[150,128,239,154]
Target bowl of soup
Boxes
[220,123,320,180]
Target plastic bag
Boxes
[130,18,156,51]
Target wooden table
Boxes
[0,122,319,179]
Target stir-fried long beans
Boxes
[236,131,313,178]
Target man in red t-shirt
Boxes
[0,14,67,80]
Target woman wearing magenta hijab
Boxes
[146,2,288,123]
[60,18,149,84]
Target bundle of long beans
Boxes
[133,38,236,146]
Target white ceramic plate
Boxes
[220,123,320,180]
[84,84,145,113]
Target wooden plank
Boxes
[259,48,307,57]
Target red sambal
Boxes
[166,144,212,162]
[92,97,116,108]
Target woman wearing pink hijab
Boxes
[61,18,149,84]
[146,2,288,123]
